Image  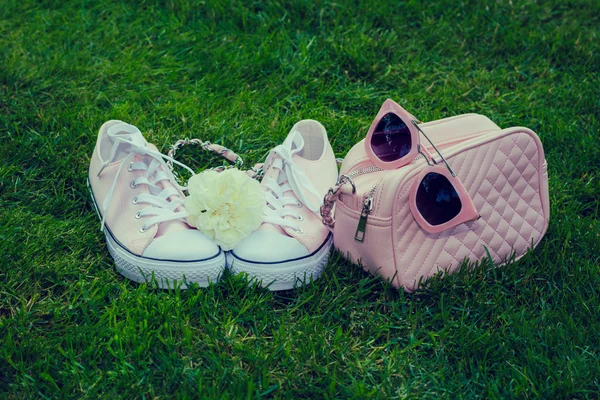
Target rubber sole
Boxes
[88,180,225,289]
[104,230,225,289]
[228,235,332,291]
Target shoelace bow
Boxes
[97,123,195,232]
[262,131,322,231]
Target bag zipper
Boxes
[344,165,382,211]
[354,179,382,242]
[346,165,382,179]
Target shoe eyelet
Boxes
[127,163,133,172]
[296,215,304,221]
[295,201,302,207]
[130,181,137,189]
[139,225,148,233]
[294,227,304,234]
[132,197,138,205]
[135,211,142,219]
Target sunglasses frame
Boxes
[408,165,479,234]
[364,99,421,170]
[365,99,479,234]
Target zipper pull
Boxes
[354,196,373,242]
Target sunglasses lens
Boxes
[370,112,412,162]
[416,172,462,226]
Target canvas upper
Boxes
[88,120,220,261]
[232,120,338,263]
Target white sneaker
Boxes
[88,120,226,288]
[229,120,338,290]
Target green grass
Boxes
[1,0,599,398]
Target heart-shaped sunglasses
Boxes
[364,99,479,234]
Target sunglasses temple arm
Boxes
[413,122,457,177]
[417,145,435,166]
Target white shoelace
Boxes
[262,131,322,232]
[97,123,195,233]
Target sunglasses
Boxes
[364,99,479,234]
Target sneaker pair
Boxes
[88,120,337,290]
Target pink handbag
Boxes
[321,100,550,292]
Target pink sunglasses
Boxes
[364,99,479,234]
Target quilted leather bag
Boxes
[321,105,550,292]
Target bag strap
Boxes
[318,158,350,227]
[320,174,356,228]
[167,138,263,179]
[167,138,243,170]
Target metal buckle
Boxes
[337,174,356,194]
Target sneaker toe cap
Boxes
[231,230,308,263]
[143,229,221,261]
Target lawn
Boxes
[1,0,599,398]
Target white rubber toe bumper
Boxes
[143,229,220,261]
[104,229,225,289]
[229,233,333,291]
[232,230,310,262]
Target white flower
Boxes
[184,168,264,250]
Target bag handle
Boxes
[167,138,263,179]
